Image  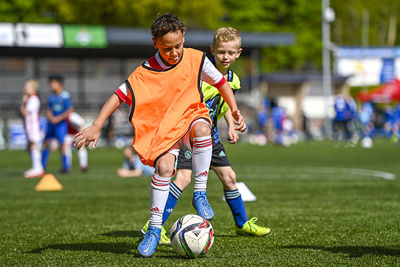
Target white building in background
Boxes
[336,47,400,87]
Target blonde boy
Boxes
[142,27,270,240]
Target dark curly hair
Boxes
[48,74,64,84]
[151,13,186,39]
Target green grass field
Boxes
[1,140,400,266]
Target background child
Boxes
[41,75,74,173]
[142,27,270,240]
[117,146,154,177]
[74,14,246,257]
[20,79,44,178]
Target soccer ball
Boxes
[170,214,214,258]
[361,137,373,148]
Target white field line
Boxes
[236,166,396,181]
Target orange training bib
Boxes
[125,48,211,166]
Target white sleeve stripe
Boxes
[118,83,128,97]
[201,57,223,85]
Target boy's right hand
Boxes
[74,124,101,149]
[232,110,246,133]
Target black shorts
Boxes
[176,141,231,170]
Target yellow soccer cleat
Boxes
[236,217,271,237]
[141,220,170,244]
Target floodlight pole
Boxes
[322,0,334,138]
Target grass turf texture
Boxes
[1,139,399,266]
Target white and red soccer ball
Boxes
[170,214,214,258]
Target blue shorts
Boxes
[44,121,68,144]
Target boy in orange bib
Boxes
[74,14,246,257]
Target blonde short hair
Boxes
[25,79,40,92]
[213,27,241,47]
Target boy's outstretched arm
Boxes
[224,111,239,144]
[217,82,246,132]
[74,94,122,149]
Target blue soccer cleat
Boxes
[141,220,170,244]
[137,226,161,257]
[192,191,214,221]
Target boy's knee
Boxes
[155,161,175,177]
[30,143,38,150]
[192,121,211,137]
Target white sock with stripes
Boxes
[149,173,171,228]
[192,136,212,192]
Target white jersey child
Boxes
[25,95,41,144]
[22,86,44,178]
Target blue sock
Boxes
[225,189,247,228]
[62,154,69,170]
[162,182,182,225]
[42,149,50,169]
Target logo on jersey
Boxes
[52,103,64,113]
[184,150,192,159]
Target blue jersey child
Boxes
[333,95,353,141]
[42,75,73,172]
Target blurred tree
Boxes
[331,0,400,46]
[0,0,324,72]
[219,0,322,72]
[0,0,224,28]
[0,0,54,23]
[1,0,399,72]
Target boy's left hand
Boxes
[227,128,239,144]
[232,110,246,132]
